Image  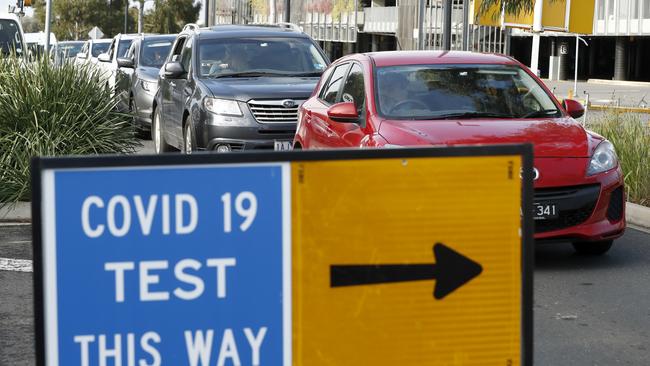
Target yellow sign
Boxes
[291,152,533,365]
[475,0,595,34]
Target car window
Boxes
[107,39,116,58]
[197,37,327,77]
[91,42,110,57]
[340,63,365,113]
[0,19,23,56]
[58,43,83,59]
[140,38,173,68]
[180,37,192,72]
[375,64,561,119]
[117,39,133,58]
[125,42,136,61]
[80,42,88,56]
[169,37,186,63]
[320,63,349,105]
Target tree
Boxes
[144,0,201,34]
[33,0,137,41]
[21,16,42,33]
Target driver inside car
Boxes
[378,72,411,115]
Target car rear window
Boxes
[375,64,561,120]
[92,42,110,57]
[198,37,328,78]
[0,19,23,56]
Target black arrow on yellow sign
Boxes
[330,243,483,299]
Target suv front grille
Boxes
[534,184,600,233]
[248,99,304,123]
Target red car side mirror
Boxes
[327,102,359,123]
[563,99,585,119]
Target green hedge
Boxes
[0,57,138,203]
[587,113,650,206]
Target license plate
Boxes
[274,140,292,151]
[534,203,558,220]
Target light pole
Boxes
[574,35,588,99]
[137,0,154,33]
[44,0,52,54]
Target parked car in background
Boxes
[0,13,25,58]
[96,33,137,93]
[295,51,625,255]
[115,34,176,135]
[153,24,329,153]
[75,38,111,68]
[24,31,57,61]
[52,40,84,66]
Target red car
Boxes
[294,51,625,254]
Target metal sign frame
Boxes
[32,145,534,366]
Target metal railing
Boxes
[363,7,398,34]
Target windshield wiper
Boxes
[210,71,286,78]
[288,71,322,77]
[430,111,514,120]
[520,109,560,118]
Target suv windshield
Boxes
[198,37,327,78]
[376,64,561,120]
[0,19,23,56]
[92,42,110,57]
[140,39,173,68]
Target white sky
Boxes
[0,0,206,25]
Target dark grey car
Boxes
[153,24,329,153]
[115,34,176,134]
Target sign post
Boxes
[33,146,534,366]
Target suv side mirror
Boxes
[327,102,359,123]
[117,57,134,68]
[98,53,110,62]
[164,61,186,79]
[77,52,87,59]
[563,99,585,119]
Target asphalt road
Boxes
[1,223,649,365]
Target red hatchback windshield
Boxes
[375,64,561,120]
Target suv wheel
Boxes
[152,107,174,154]
[183,119,196,154]
[572,240,614,256]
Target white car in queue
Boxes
[0,13,25,58]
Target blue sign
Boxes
[40,163,291,366]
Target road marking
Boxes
[0,258,33,272]
[6,240,31,245]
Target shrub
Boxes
[586,112,650,206]
[0,57,138,203]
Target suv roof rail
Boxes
[246,22,303,33]
[275,22,303,32]
[182,23,200,33]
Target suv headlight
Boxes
[140,79,157,93]
[587,140,618,176]
[204,97,243,117]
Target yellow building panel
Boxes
[542,0,567,30]
[504,9,533,29]
[472,0,502,27]
[291,156,524,365]
[569,0,596,34]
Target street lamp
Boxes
[136,0,154,33]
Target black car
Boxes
[115,34,176,134]
[153,24,329,153]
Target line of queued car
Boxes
[128,22,623,255]
[12,20,621,255]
